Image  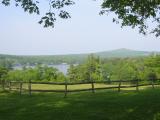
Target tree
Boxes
[67,64,78,82]
[0,67,8,83]
[147,70,157,81]
[6,65,66,82]
[145,55,160,68]
[6,70,24,81]
[144,55,160,79]
[1,0,74,28]
[100,0,160,37]
[67,54,102,82]
[2,0,160,37]
[84,54,102,82]
[0,59,13,70]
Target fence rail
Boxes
[0,79,160,97]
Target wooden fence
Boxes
[0,79,160,97]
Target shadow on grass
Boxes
[0,89,160,120]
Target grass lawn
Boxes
[10,82,157,91]
[0,88,160,120]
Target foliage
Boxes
[0,58,13,70]
[100,0,160,37]
[0,49,154,65]
[0,67,8,81]
[7,70,25,81]
[101,57,160,81]
[145,55,160,68]
[1,0,160,36]
[67,54,102,82]
[1,54,160,82]
[0,54,87,65]
[147,70,157,81]
[1,0,75,28]
[86,54,102,81]
[6,65,66,82]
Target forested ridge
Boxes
[0,48,156,65]
[0,52,160,83]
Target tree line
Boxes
[0,54,86,65]
[0,54,160,83]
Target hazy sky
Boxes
[0,0,160,55]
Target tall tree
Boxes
[0,67,8,83]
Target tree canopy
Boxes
[1,54,160,82]
[100,0,160,37]
[1,0,160,37]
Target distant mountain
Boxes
[0,48,159,64]
[95,48,153,58]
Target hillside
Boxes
[0,48,158,64]
[96,48,152,58]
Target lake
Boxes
[13,63,70,75]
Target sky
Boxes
[0,0,160,55]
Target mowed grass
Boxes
[1,87,160,120]
[11,82,159,91]
[30,83,119,90]
[9,83,120,90]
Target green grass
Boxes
[1,88,160,120]
[28,83,119,90]
[10,82,158,91]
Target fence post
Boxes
[9,81,11,91]
[20,82,23,95]
[28,80,31,96]
[91,81,95,93]
[2,80,5,90]
[64,81,68,97]
[151,79,155,89]
[136,79,139,91]
[118,80,121,92]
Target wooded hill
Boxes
[0,48,158,65]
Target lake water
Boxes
[48,64,70,75]
[13,63,70,75]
